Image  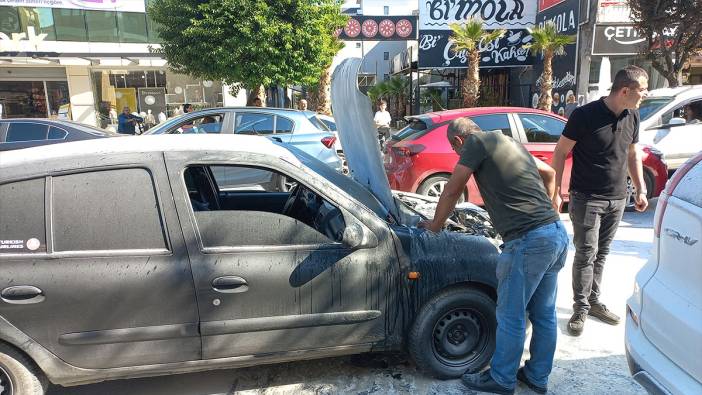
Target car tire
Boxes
[0,343,48,395]
[625,171,654,212]
[417,175,466,204]
[408,287,496,379]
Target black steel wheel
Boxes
[408,287,496,379]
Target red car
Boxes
[384,107,667,209]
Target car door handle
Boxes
[211,276,249,293]
[534,154,549,161]
[1,286,45,304]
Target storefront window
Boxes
[86,11,118,43]
[0,7,21,35]
[118,12,149,43]
[46,81,70,117]
[0,81,48,118]
[52,9,87,41]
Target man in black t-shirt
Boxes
[421,118,568,395]
[551,65,649,337]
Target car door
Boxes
[514,112,572,199]
[164,151,395,359]
[0,153,200,369]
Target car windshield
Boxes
[282,143,390,220]
[392,119,429,141]
[639,97,673,121]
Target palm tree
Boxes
[385,76,410,120]
[316,38,344,115]
[525,21,576,111]
[367,80,390,107]
[450,18,505,108]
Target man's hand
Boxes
[634,192,648,212]
[418,219,442,233]
[552,192,563,212]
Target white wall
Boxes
[65,66,97,126]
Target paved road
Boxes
[50,203,656,395]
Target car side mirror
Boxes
[342,223,377,249]
[668,117,686,126]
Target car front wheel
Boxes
[0,343,47,395]
[625,171,654,212]
[408,287,496,379]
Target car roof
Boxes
[646,85,702,99]
[411,107,566,126]
[0,134,301,168]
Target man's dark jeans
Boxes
[568,191,626,313]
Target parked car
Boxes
[0,135,501,393]
[384,107,667,209]
[625,152,702,395]
[0,119,119,151]
[637,85,702,171]
[145,107,342,173]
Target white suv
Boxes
[625,152,702,394]
[638,85,702,170]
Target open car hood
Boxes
[331,58,399,220]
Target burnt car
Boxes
[0,134,499,393]
[0,119,119,151]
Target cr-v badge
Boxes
[665,228,699,246]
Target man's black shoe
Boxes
[567,312,587,336]
[517,367,547,394]
[588,303,620,325]
[461,370,515,395]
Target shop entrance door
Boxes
[0,80,69,119]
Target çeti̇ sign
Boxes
[592,24,678,55]
[418,0,536,69]
[0,0,146,13]
[336,16,417,41]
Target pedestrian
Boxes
[252,97,263,107]
[144,109,156,131]
[374,99,392,143]
[551,65,649,337]
[117,106,143,135]
[298,99,308,111]
[183,103,193,114]
[419,118,568,395]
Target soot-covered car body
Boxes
[0,134,499,393]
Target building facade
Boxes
[0,1,229,126]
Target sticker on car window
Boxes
[0,240,24,250]
[26,238,41,251]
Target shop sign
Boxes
[418,29,532,69]
[336,16,417,41]
[138,88,166,119]
[538,0,565,12]
[0,0,145,12]
[0,27,47,52]
[532,0,579,114]
[419,0,536,30]
[592,24,678,55]
[596,0,632,23]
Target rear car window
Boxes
[6,123,48,142]
[276,116,294,134]
[0,178,46,253]
[309,115,331,131]
[235,113,274,135]
[392,119,429,141]
[518,114,565,143]
[51,168,167,252]
[48,126,68,140]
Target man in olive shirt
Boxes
[420,118,568,395]
[551,66,648,337]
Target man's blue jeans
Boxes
[490,221,569,389]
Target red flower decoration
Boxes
[362,19,378,38]
[344,19,361,38]
[396,19,413,38]
[379,19,395,38]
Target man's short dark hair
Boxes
[611,65,648,92]
[447,117,482,140]
[183,103,193,112]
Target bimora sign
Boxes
[0,0,146,13]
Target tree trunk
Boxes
[463,49,481,108]
[538,51,553,111]
[316,67,332,115]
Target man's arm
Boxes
[533,156,556,199]
[627,143,648,212]
[418,164,473,233]
[551,135,576,210]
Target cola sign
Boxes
[336,16,417,41]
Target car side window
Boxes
[235,113,274,135]
[174,114,224,134]
[275,116,294,134]
[518,114,564,143]
[0,178,46,254]
[185,165,345,248]
[48,126,68,140]
[52,168,168,252]
[469,114,513,137]
[6,123,48,142]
